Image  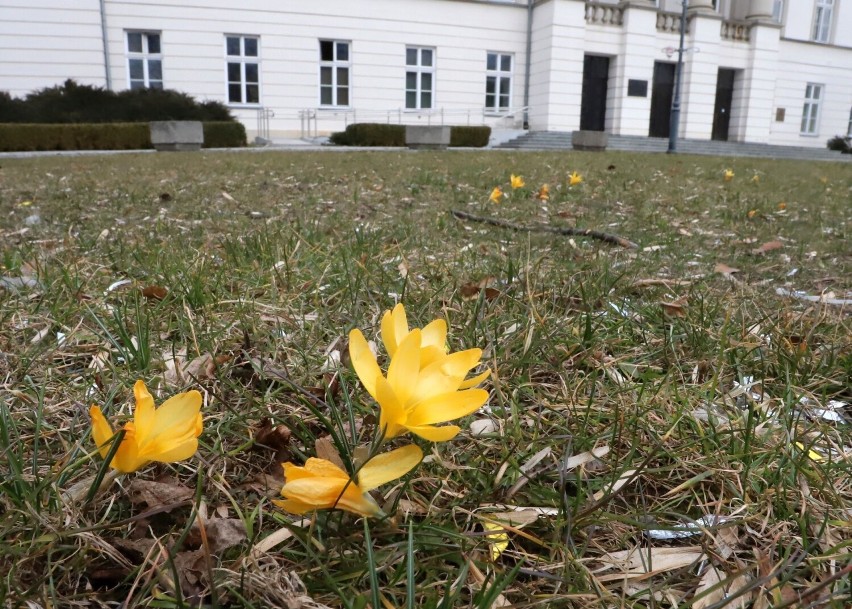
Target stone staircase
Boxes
[496,131,850,161]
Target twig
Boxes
[450,209,639,249]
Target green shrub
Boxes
[450,126,491,148]
[330,123,491,147]
[826,135,851,154]
[203,121,247,148]
[0,80,235,124]
[0,121,246,151]
[0,123,151,151]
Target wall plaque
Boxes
[627,79,648,97]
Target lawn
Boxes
[0,149,850,608]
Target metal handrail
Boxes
[300,105,529,129]
[256,107,274,141]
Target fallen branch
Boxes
[450,209,639,249]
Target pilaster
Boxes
[739,21,781,143]
[612,2,660,135]
[680,11,721,139]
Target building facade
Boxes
[1,0,851,147]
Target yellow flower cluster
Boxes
[489,172,582,204]
[277,303,490,517]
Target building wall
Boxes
[0,0,850,147]
[0,0,106,96]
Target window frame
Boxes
[812,0,834,43]
[772,0,784,23]
[800,83,823,136]
[319,40,351,108]
[484,52,513,113]
[405,46,435,110]
[126,31,163,90]
[225,34,261,106]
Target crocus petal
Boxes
[407,389,489,426]
[111,425,147,473]
[89,405,115,459]
[407,424,461,442]
[420,319,448,366]
[302,457,350,479]
[282,477,349,506]
[271,498,318,514]
[357,445,423,491]
[375,374,407,439]
[147,437,199,463]
[387,329,421,406]
[133,380,156,442]
[334,483,383,517]
[149,389,202,432]
[437,349,483,380]
[349,329,383,402]
[381,303,409,357]
[459,368,491,389]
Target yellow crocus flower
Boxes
[536,184,550,201]
[510,174,525,189]
[568,171,583,186]
[90,380,203,473]
[349,328,489,442]
[380,303,490,388]
[274,445,423,517]
[724,169,735,181]
[489,186,504,203]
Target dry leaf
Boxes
[595,546,704,580]
[563,446,610,471]
[714,263,740,276]
[193,516,247,554]
[128,479,194,509]
[751,240,783,254]
[460,277,501,301]
[660,297,688,317]
[592,468,636,501]
[141,285,168,300]
[694,567,752,609]
[314,436,345,470]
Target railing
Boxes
[720,19,752,42]
[585,1,624,26]
[299,108,317,138]
[299,106,529,136]
[256,107,274,141]
[656,11,690,34]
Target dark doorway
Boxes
[712,68,736,141]
[649,62,675,138]
[580,55,610,131]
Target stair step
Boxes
[494,132,848,161]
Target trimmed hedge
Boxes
[450,126,491,148]
[0,121,247,151]
[329,123,491,147]
[826,135,851,154]
[203,121,248,148]
[0,80,234,124]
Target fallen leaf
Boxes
[314,436,346,471]
[128,479,194,509]
[192,516,247,554]
[751,240,783,255]
[142,285,168,300]
[460,277,501,301]
[660,297,688,317]
[714,263,740,276]
[595,546,704,580]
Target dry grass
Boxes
[0,150,850,608]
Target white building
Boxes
[1,0,851,147]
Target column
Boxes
[739,22,781,143]
[611,2,660,136]
[746,0,775,20]
[529,0,587,131]
[680,11,722,139]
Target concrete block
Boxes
[572,130,608,151]
[405,125,451,149]
[150,121,204,151]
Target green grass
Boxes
[0,150,850,608]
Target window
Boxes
[405,47,434,109]
[772,0,783,22]
[225,35,260,105]
[485,52,512,112]
[800,83,823,135]
[319,40,350,106]
[812,0,833,43]
[126,32,162,89]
